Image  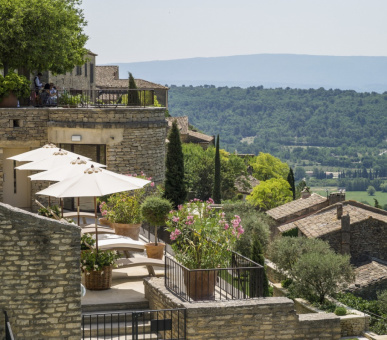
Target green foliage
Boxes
[127,72,140,106]
[294,167,306,181]
[81,233,95,250]
[250,153,289,181]
[250,233,269,296]
[183,143,246,201]
[334,307,347,316]
[166,199,243,269]
[37,205,61,218]
[213,135,221,203]
[80,249,120,272]
[0,0,87,75]
[282,228,298,237]
[281,278,293,288]
[165,120,187,207]
[287,167,296,200]
[58,92,82,106]
[141,196,172,246]
[247,177,292,210]
[223,201,271,253]
[367,185,376,196]
[0,72,30,99]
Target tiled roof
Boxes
[350,259,387,290]
[166,116,189,135]
[95,66,168,89]
[279,201,387,238]
[267,193,327,221]
[234,175,260,194]
[187,130,214,143]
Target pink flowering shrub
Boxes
[166,198,244,269]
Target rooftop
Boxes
[267,193,327,221]
[166,116,214,143]
[279,200,387,237]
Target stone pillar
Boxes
[337,203,343,219]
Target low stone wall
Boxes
[144,277,341,340]
[0,203,81,339]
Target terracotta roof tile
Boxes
[166,116,189,134]
[234,175,260,194]
[187,130,214,143]
[279,201,387,237]
[350,259,387,289]
[267,193,327,221]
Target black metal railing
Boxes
[165,252,264,302]
[3,311,15,340]
[30,88,156,108]
[81,308,186,340]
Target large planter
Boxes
[145,242,165,260]
[112,222,141,240]
[184,269,218,301]
[84,265,113,290]
[0,92,18,108]
[99,218,111,227]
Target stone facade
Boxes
[144,277,341,340]
[0,202,81,339]
[0,107,167,210]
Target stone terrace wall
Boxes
[144,277,341,340]
[0,203,81,339]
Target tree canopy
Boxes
[0,0,88,74]
[250,152,289,181]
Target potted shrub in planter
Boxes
[141,196,172,259]
[81,233,96,254]
[0,72,30,107]
[166,198,244,300]
[81,249,119,290]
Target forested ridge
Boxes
[168,85,387,169]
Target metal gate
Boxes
[82,308,186,339]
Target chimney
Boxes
[301,188,311,199]
[329,192,346,205]
[337,203,343,219]
[340,213,350,255]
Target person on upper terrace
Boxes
[34,72,43,95]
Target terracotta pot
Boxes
[184,269,218,301]
[84,265,112,290]
[145,242,165,259]
[99,217,111,227]
[112,222,141,240]
[0,92,18,108]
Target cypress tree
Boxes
[213,134,221,203]
[287,167,296,200]
[164,120,187,208]
[128,72,140,106]
[250,233,270,297]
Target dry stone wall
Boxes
[0,202,81,339]
[144,277,341,340]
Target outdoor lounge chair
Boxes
[115,258,165,277]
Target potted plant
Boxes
[81,233,96,254]
[0,72,30,107]
[141,196,172,259]
[166,198,244,300]
[58,92,82,107]
[80,249,119,290]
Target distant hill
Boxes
[108,54,387,93]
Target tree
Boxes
[250,233,269,297]
[374,198,382,209]
[128,72,140,105]
[213,135,221,203]
[0,0,88,75]
[247,178,292,210]
[287,167,296,200]
[250,153,289,181]
[165,120,187,208]
[367,185,376,196]
[294,167,306,181]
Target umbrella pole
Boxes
[77,197,80,226]
[48,181,51,206]
[60,198,63,218]
[94,197,98,252]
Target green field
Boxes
[311,187,387,207]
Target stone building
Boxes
[0,106,167,211]
[95,65,169,107]
[166,116,214,147]
[279,200,387,298]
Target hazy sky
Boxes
[80,0,387,64]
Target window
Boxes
[76,65,82,76]
[84,63,88,77]
[90,64,94,84]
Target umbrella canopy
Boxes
[36,165,151,251]
[15,149,91,171]
[28,158,106,182]
[7,143,59,162]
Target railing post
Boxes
[4,311,15,340]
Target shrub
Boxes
[334,307,347,316]
[281,278,293,288]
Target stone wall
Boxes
[144,277,341,340]
[0,203,81,339]
[0,107,167,210]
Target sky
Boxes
[80,0,387,64]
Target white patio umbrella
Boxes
[15,149,91,171]
[7,143,59,162]
[29,157,107,224]
[36,165,151,251]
